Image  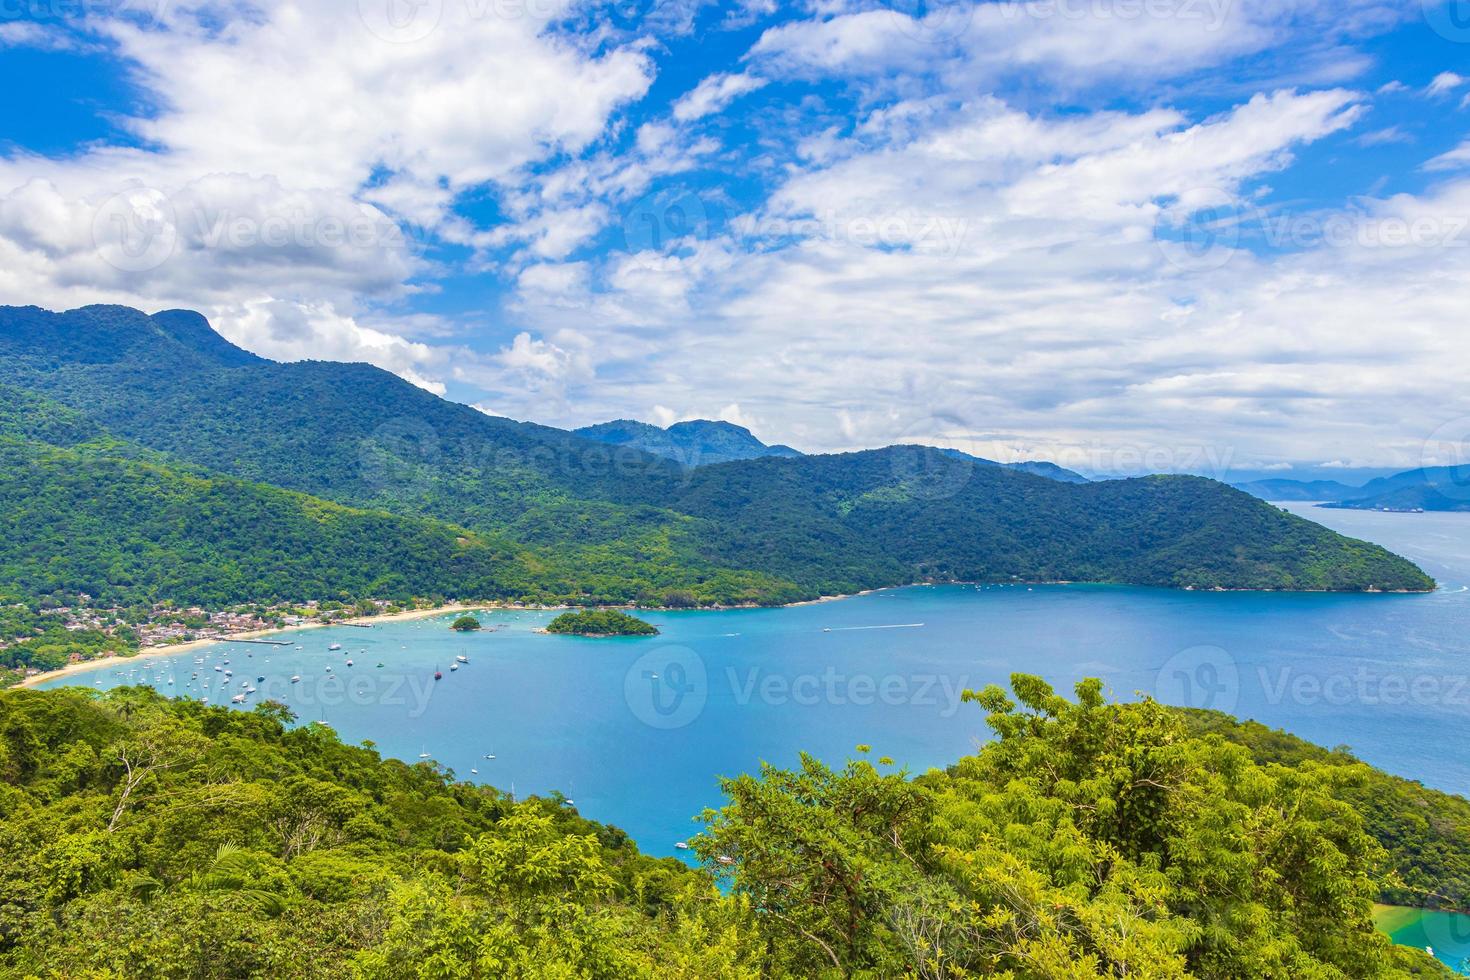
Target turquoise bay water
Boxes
[38,504,1470,873]
[1376,906,1470,972]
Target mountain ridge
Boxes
[0,304,1436,596]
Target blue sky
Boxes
[1,0,1468,481]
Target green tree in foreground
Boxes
[449,614,481,632]
[699,675,1452,979]
[0,677,1455,978]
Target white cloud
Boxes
[497,87,1470,472]
[672,72,768,122]
[1424,140,1470,172]
[1427,71,1468,96]
[0,0,652,392]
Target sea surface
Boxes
[36,502,1470,957]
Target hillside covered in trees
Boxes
[0,305,1436,612]
[0,677,1458,978]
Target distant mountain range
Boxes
[1235,467,1470,512]
[575,419,1091,484]
[0,304,1436,610]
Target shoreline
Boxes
[17,602,485,689]
[15,576,1438,690]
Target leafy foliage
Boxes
[1181,709,1470,912]
[699,675,1455,979]
[0,678,1460,977]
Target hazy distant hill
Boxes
[574,418,802,467]
[1233,478,1370,502]
[1320,466,1470,512]
[0,304,1436,596]
[1237,467,1470,511]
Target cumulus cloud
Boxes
[2,0,1466,473]
[0,0,652,390]
[672,72,768,122]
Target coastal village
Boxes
[0,596,446,682]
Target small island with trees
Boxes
[449,614,481,632]
[545,609,659,637]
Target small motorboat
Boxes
[716,855,735,866]
[450,663,459,672]
[231,694,246,704]
[290,675,301,684]
[674,842,690,850]
[214,665,222,672]
[345,660,354,667]
[257,676,265,682]
[329,643,342,651]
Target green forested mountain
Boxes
[0,305,1436,598]
[0,678,1455,978]
[0,433,795,622]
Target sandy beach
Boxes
[17,602,486,689]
